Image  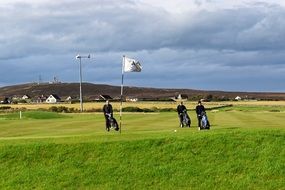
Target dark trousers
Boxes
[178,114,183,125]
[197,115,202,127]
[104,115,111,128]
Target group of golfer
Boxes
[177,100,207,128]
[102,100,208,131]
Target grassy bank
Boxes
[0,130,284,189]
[0,103,285,189]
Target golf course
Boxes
[0,101,284,189]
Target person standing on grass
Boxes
[177,101,187,127]
[103,100,113,131]
[196,100,205,127]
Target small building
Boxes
[99,95,113,101]
[172,94,188,102]
[35,95,47,103]
[0,97,10,104]
[22,95,31,100]
[235,96,242,101]
[65,96,73,101]
[46,94,61,103]
[126,97,138,102]
[65,96,78,103]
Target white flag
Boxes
[124,57,142,72]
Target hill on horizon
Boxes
[0,82,285,101]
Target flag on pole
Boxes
[123,57,142,72]
[119,56,142,133]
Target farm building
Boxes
[22,95,31,100]
[0,97,10,104]
[126,97,138,102]
[172,94,188,102]
[99,95,113,101]
[46,94,61,103]
[35,95,47,103]
[235,96,242,101]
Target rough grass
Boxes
[3,101,238,110]
[0,102,285,189]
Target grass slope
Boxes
[0,131,284,190]
[0,104,285,189]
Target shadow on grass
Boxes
[222,127,241,130]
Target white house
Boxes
[46,94,61,103]
[126,97,138,102]
[22,95,31,100]
[235,96,242,101]
[99,95,113,101]
[172,94,188,102]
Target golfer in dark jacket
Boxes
[103,100,113,131]
[177,102,187,127]
[196,100,205,127]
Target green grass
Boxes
[219,105,285,112]
[0,105,285,189]
[0,111,69,120]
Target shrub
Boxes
[48,106,69,113]
[269,110,280,112]
[160,108,176,112]
[141,108,154,113]
[68,107,77,113]
[0,106,11,110]
[57,106,69,113]
[85,108,103,113]
[122,106,175,112]
[122,107,143,112]
[49,106,58,112]
[18,99,27,104]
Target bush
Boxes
[48,106,69,113]
[49,106,58,112]
[18,99,27,104]
[269,110,280,112]
[85,108,103,113]
[0,106,11,110]
[122,106,175,112]
[68,107,78,113]
[160,108,176,112]
[141,108,154,113]
[122,107,156,112]
[122,107,144,112]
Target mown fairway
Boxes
[0,102,284,189]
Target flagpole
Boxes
[119,55,125,133]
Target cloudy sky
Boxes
[0,0,285,92]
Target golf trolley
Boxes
[106,113,119,131]
[199,111,210,130]
[180,110,191,128]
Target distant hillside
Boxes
[0,82,285,101]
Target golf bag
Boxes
[106,113,119,131]
[199,111,210,130]
[181,110,191,128]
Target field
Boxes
[7,100,285,111]
[0,101,285,189]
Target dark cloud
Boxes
[0,1,284,91]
